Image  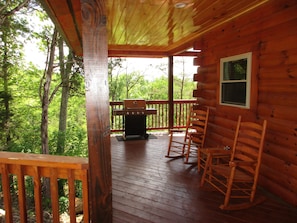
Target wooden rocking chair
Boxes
[200,116,267,210]
[165,107,209,164]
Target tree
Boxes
[39,28,58,155]
[56,35,84,155]
[0,0,31,150]
[108,57,124,101]
[0,0,30,26]
[56,35,71,154]
[124,71,145,99]
[173,57,195,99]
[147,76,168,100]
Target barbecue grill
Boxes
[113,99,157,140]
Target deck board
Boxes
[111,133,297,223]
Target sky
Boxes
[117,57,197,81]
[24,41,47,68]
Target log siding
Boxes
[193,0,297,206]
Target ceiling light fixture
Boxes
[174,2,187,9]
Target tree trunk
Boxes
[40,28,58,155]
[1,18,11,150]
[56,36,72,155]
[180,58,185,100]
[40,28,58,199]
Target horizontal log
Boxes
[259,19,297,50]
[261,34,297,54]
[212,115,238,131]
[206,128,234,148]
[199,52,218,65]
[259,63,297,80]
[197,65,217,74]
[263,140,297,166]
[259,79,297,93]
[261,153,297,180]
[258,103,297,122]
[215,106,257,122]
[259,48,297,67]
[258,92,297,107]
[259,174,297,206]
[265,123,297,146]
[263,117,297,136]
[194,71,217,83]
[196,97,216,108]
[261,165,297,195]
[193,57,202,66]
[193,89,216,100]
[196,82,217,91]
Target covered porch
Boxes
[1,0,296,222]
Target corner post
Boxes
[168,56,174,131]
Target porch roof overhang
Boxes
[39,0,269,58]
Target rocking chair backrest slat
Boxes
[231,116,267,175]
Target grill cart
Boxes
[113,99,157,140]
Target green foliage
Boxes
[174,75,196,99]
[59,196,69,214]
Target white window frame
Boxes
[219,52,252,109]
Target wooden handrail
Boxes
[0,152,89,223]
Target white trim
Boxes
[219,52,252,109]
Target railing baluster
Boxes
[50,168,59,222]
[16,165,27,223]
[82,169,89,223]
[33,166,43,223]
[68,170,76,223]
[0,163,13,222]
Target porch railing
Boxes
[110,99,197,132]
[0,152,89,223]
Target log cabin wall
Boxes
[192,0,297,206]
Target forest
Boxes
[0,0,196,157]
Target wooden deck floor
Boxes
[111,133,297,223]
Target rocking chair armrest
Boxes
[229,160,256,167]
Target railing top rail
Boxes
[110,99,197,105]
[0,151,88,170]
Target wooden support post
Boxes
[81,0,112,222]
[168,56,174,131]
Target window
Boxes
[220,52,252,108]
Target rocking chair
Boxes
[165,107,209,164]
[200,116,267,210]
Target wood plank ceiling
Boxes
[40,0,269,57]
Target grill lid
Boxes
[124,99,146,110]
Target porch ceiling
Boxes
[39,0,268,57]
